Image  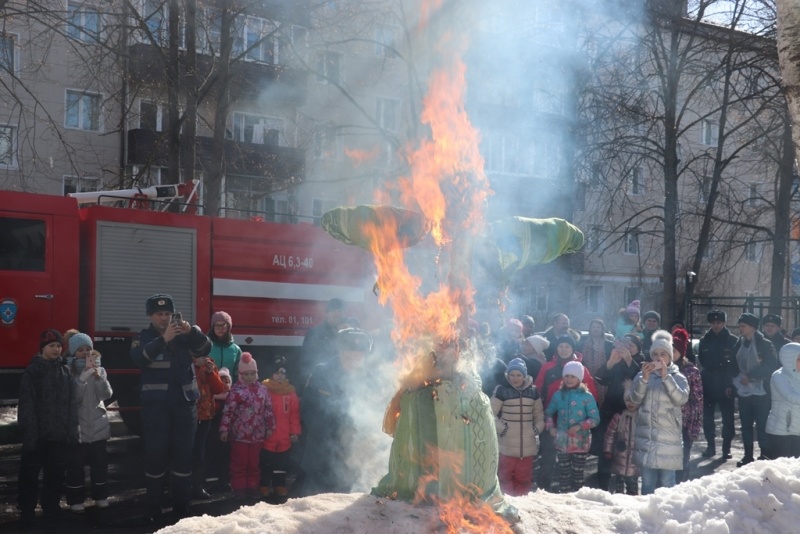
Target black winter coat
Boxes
[730,331,778,393]
[698,327,738,400]
[18,355,75,450]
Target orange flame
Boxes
[414,445,513,534]
[362,36,489,377]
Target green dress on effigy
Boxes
[371,374,517,520]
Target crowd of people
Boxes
[14,294,800,526]
[483,302,800,498]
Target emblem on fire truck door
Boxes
[0,298,18,326]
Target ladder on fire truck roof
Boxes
[68,179,200,213]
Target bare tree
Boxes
[576,0,785,320]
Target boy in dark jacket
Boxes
[17,329,74,524]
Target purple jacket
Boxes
[220,381,276,443]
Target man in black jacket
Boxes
[698,311,737,459]
[761,314,789,355]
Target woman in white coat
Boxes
[765,343,800,459]
[629,330,689,494]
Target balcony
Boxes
[127,128,305,182]
[127,43,308,104]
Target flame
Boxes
[363,18,507,532]
[362,36,489,377]
[345,146,381,166]
[414,445,513,534]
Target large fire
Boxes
[360,11,516,531]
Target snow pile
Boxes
[160,457,800,534]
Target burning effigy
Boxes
[321,32,583,530]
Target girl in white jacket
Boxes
[65,334,113,512]
[766,343,800,458]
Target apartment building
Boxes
[1,0,787,331]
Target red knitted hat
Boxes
[672,328,689,358]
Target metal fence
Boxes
[687,296,800,338]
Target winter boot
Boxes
[191,467,209,500]
[722,439,732,460]
[737,445,754,467]
[701,445,716,458]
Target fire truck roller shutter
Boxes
[95,221,197,332]
[93,221,198,436]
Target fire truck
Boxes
[0,184,378,433]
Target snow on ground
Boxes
[160,457,800,534]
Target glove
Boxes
[80,369,95,382]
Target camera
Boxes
[171,312,182,324]
[651,361,663,370]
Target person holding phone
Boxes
[629,330,689,494]
[65,334,113,512]
[131,294,212,523]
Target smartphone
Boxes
[172,312,182,324]
[651,361,663,370]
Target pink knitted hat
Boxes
[211,311,232,329]
[238,352,257,377]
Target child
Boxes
[260,357,301,499]
[65,335,113,512]
[615,300,643,340]
[490,358,545,496]
[765,343,800,458]
[603,393,639,495]
[220,353,276,499]
[545,361,600,493]
[17,329,74,524]
[207,367,233,490]
[191,351,225,499]
[630,330,689,494]
[672,328,703,483]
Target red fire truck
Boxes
[0,185,379,433]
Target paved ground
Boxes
[0,411,749,533]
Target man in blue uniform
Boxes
[131,294,211,522]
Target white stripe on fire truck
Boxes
[212,278,365,302]
[236,334,305,347]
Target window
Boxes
[531,138,560,178]
[0,125,15,167]
[745,242,760,262]
[139,100,171,132]
[589,164,603,190]
[235,17,279,64]
[141,0,167,45]
[313,127,339,160]
[0,217,46,271]
[748,183,762,207]
[702,240,716,260]
[701,119,718,146]
[699,178,710,204]
[263,193,295,223]
[624,286,640,304]
[484,131,521,174]
[532,87,564,115]
[586,226,602,252]
[230,112,282,145]
[375,25,398,58]
[67,2,101,42]
[130,165,166,187]
[628,167,644,195]
[623,231,639,255]
[316,51,341,84]
[62,175,99,196]
[1,33,16,74]
[375,98,398,131]
[312,198,336,225]
[586,285,603,313]
[225,174,272,218]
[66,90,101,131]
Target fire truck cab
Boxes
[0,188,378,433]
